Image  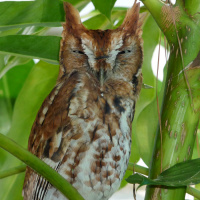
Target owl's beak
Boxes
[100,68,104,87]
[96,55,108,88]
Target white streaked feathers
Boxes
[107,37,123,65]
[81,38,96,67]
[81,37,125,69]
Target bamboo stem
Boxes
[186,186,200,200]
[0,165,26,179]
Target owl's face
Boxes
[60,2,143,89]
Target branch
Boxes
[128,163,149,175]
[0,133,84,200]
[0,165,26,179]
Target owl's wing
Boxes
[23,72,80,199]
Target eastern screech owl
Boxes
[23,1,143,200]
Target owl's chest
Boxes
[43,78,135,200]
[68,87,134,150]
[57,93,134,199]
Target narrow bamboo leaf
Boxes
[0,57,31,79]
[83,9,127,30]
[83,14,109,30]
[0,133,84,200]
[0,0,90,31]
[5,60,35,100]
[0,56,12,135]
[158,158,200,184]
[81,10,101,20]
[127,159,200,187]
[0,97,11,135]
[125,163,200,199]
[91,0,117,20]
[0,35,61,63]
[0,59,34,137]
[0,1,64,31]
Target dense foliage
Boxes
[0,0,199,199]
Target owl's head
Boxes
[60,1,144,89]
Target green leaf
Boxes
[0,0,90,31]
[91,0,117,20]
[126,173,155,187]
[0,0,64,31]
[0,55,12,135]
[83,8,127,30]
[0,59,34,137]
[0,35,61,63]
[159,158,200,184]
[127,158,200,187]
[83,14,110,30]
[0,97,11,135]
[0,57,31,79]
[5,60,34,100]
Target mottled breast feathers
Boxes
[23,1,144,200]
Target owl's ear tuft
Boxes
[119,1,141,35]
[63,2,83,32]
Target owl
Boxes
[23,1,143,200]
